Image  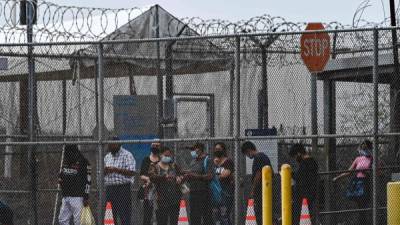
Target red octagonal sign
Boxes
[301,23,331,73]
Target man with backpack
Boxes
[184,143,214,225]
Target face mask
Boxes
[214,151,224,158]
[151,147,160,155]
[247,153,254,159]
[358,149,369,157]
[161,156,173,164]
[191,151,198,159]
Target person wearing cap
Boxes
[184,142,214,225]
[289,143,319,225]
[104,137,136,225]
[58,144,91,225]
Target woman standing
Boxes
[139,142,160,225]
[149,147,183,225]
[212,142,234,225]
[333,140,373,225]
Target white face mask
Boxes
[161,156,173,164]
[191,151,198,159]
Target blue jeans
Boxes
[106,184,132,225]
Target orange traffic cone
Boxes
[104,202,115,225]
[300,198,312,225]
[245,199,257,225]
[178,200,189,225]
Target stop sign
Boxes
[301,23,331,73]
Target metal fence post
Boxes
[27,1,38,224]
[372,28,379,225]
[261,46,268,129]
[97,43,105,225]
[155,5,163,139]
[311,73,318,152]
[234,35,241,225]
[229,61,235,137]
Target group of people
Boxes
[241,141,319,225]
[139,142,234,225]
[56,137,373,225]
[57,138,235,225]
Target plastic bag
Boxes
[80,206,96,225]
[181,183,190,195]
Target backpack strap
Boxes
[203,155,209,174]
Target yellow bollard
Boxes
[388,182,400,225]
[262,166,273,225]
[281,164,292,225]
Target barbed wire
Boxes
[0,0,145,43]
[0,0,397,67]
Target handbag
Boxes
[345,177,366,200]
[210,178,223,204]
[203,156,223,204]
[80,206,96,225]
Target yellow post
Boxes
[262,166,272,225]
[281,164,292,225]
[388,182,400,225]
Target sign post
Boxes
[300,22,330,152]
[301,22,331,225]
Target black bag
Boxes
[346,177,367,201]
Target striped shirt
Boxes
[104,147,136,186]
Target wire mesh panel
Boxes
[0,27,397,225]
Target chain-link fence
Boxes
[0,27,398,225]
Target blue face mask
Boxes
[161,156,173,164]
[191,151,198,159]
[358,149,370,157]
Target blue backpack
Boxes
[204,156,223,204]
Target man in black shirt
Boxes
[289,143,319,225]
[58,144,91,225]
[241,141,271,225]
